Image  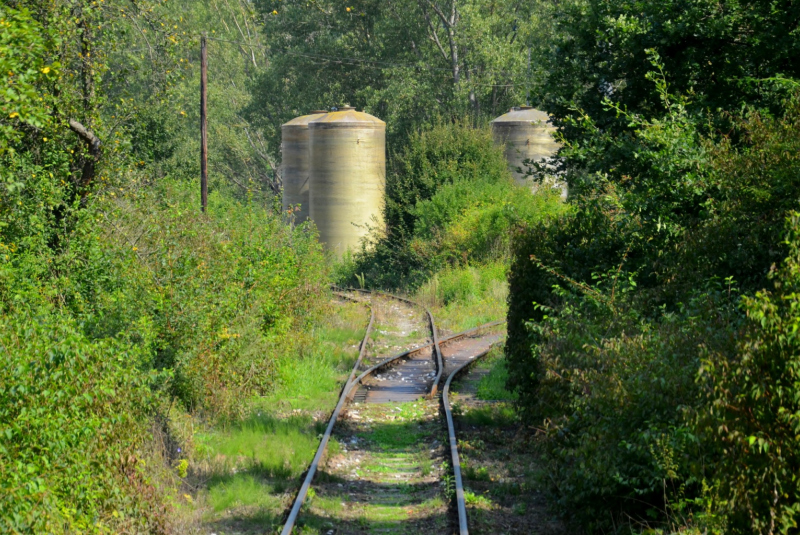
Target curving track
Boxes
[280,289,504,535]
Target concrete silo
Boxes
[308,106,386,255]
[280,111,327,223]
[491,106,564,197]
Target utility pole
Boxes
[526,45,531,106]
[200,34,208,213]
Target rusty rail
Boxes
[442,345,497,535]
[332,291,376,387]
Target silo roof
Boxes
[310,107,385,129]
[491,106,552,127]
[282,111,327,128]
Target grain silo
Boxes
[491,106,564,197]
[308,106,386,255]
[280,111,327,223]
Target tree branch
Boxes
[420,0,459,84]
[418,2,449,62]
[69,119,101,193]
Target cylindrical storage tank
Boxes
[308,106,386,255]
[491,106,564,196]
[281,111,327,223]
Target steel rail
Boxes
[332,287,443,396]
[280,290,503,534]
[280,290,376,535]
[343,320,503,400]
[442,344,497,535]
[332,291,376,387]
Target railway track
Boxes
[280,289,504,535]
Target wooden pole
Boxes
[200,34,208,213]
[526,45,531,106]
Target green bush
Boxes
[85,179,329,416]
[0,309,163,533]
[344,119,564,290]
[506,48,800,530]
[529,274,740,530]
[414,261,509,331]
[0,175,329,530]
[698,213,800,534]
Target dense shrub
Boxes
[698,213,800,534]
[0,176,328,530]
[0,310,164,533]
[530,275,741,530]
[1,1,333,529]
[101,181,329,415]
[507,42,800,532]
[343,120,564,289]
[384,119,512,236]
[506,203,631,411]
[543,0,800,140]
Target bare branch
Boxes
[420,0,459,84]
[418,2,449,61]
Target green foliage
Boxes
[0,309,164,533]
[475,352,517,402]
[246,0,550,150]
[0,1,330,530]
[343,120,564,289]
[119,0,281,200]
[0,6,60,147]
[385,119,512,238]
[180,299,367,531]
[264,299,366,411]
[530,275,741,531]
[414,261,508,332]
[697,213,800,534]
[507,2,800,530]
[99,180,328,416]
[542,0,800,137]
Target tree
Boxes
[246,0,547,150]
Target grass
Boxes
[262,300,367,411]
[195,412,331,479]
[298,400,449,533]
[464,465,491,482]
[363,420,426,451]
[414,260,508,333]
[448,365,568,534]
[181,298,371,533]
[460,404,517,428]
[366,296,429,363]
[464,490,493,508]
[416,451,433,477]
[206,475,280,512]
[452,344,518,402]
